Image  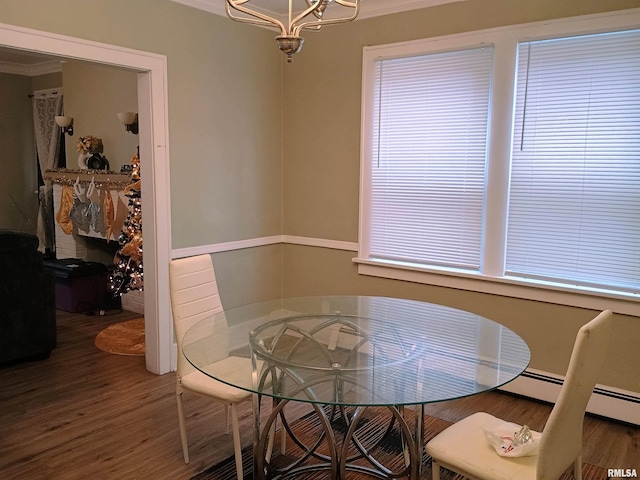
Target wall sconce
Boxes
[117,112,139,135]
[55,116,74,136]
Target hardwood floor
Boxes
[0,309,637,479]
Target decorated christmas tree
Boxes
[109,153,143,296]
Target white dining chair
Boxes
[169,254,254,480]
[425,309,613,480]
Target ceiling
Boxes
[0,0,463,74]
[172,0,464,21]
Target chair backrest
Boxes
[537,309,613,479]
[169,254,228,377]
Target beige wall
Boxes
[0,0,285,304]
[0,72,38,232]
[281,0,640,393]
[282,246,639,392]
[56,61,138,263]
[0,66,130,235]
[0,0,637,393]
[0,71,61,233]
[213,244,284,309]
[283,0,640,240]
[62,61,139,171]
[0,0,284,248]
[30,71,62,92]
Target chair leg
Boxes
[574,455,583,480]
[432,459,441,480]
[264,415,286,461]
[225,404,230,435]
[281,416,287,454]
[176,386,190,464]
[230,403,244,480]
[265,418,275,461]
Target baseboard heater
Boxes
[500,368,639,426]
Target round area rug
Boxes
[95,318,145,356]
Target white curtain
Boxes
[32,88,63,253]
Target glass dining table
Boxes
[182,296,530,479]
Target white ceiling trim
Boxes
[357,0,466,19]
[170,0,465,20]
[0,59,61,76]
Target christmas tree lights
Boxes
[109,153,143,296]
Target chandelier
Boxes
[226,0,360,63]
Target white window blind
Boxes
[506,30,640,293]
[369,46,493,270]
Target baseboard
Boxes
[500,368,640,425]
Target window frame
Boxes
[356,8,640,316]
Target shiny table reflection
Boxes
[183,296,530,479]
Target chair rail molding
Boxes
[171,235,358,259]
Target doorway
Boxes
[0,22,173,375]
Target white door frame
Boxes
[0,22,173,375]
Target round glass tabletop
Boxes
[182,296,530,407]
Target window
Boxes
[369,47,493,271]
[507,31,640,294]
[358,11,640,312]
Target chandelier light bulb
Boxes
[308,0,331,18]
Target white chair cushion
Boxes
[181,356,256,403]
[426,412,537,480]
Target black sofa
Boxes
[0,230,56,365]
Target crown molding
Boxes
[170,0,465,20]
[171,0,225,16]
[0,59,62,76]
[358,0,466,19]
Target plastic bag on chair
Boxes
[483,422,542,457]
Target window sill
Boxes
[353,258,639,316]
